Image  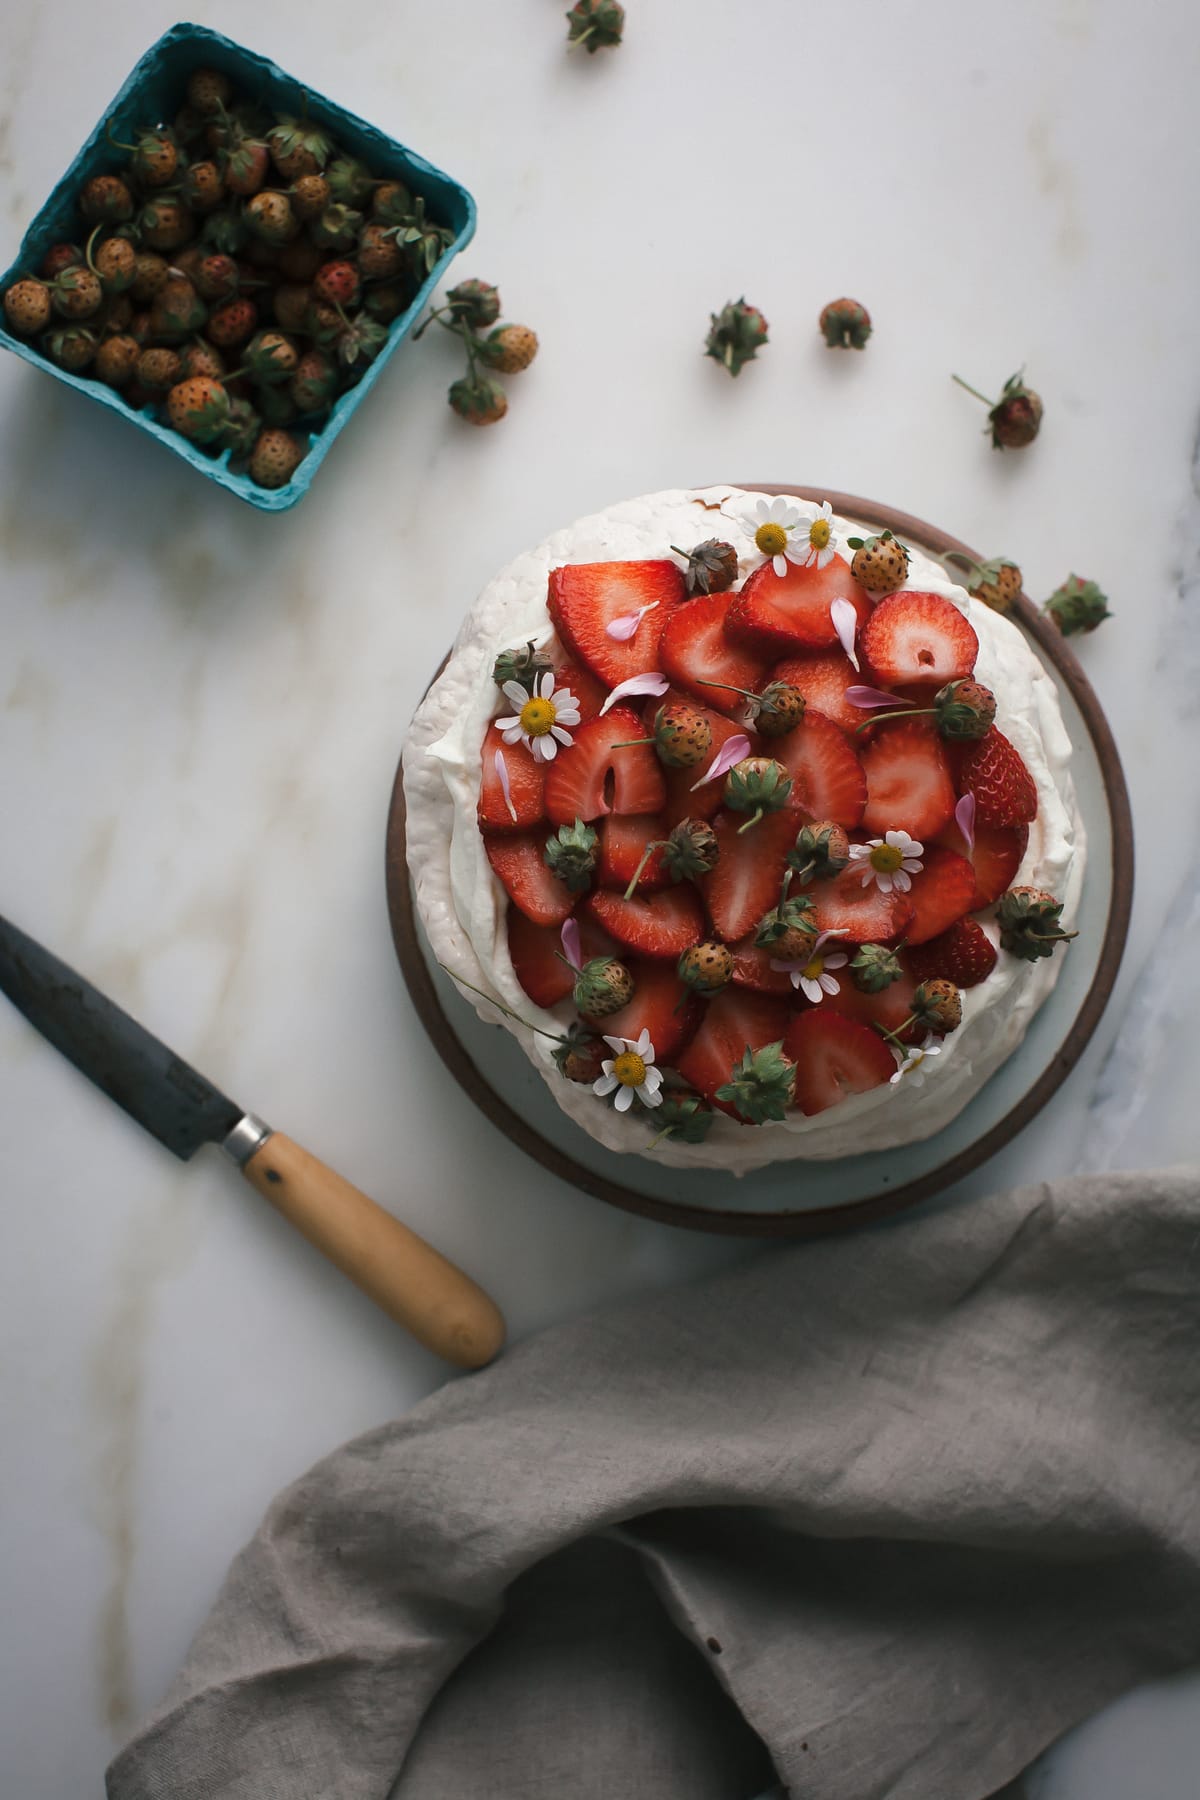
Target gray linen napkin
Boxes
[107,1167,1200,1800]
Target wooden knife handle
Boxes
[241,1133,505,1369]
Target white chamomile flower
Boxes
[847,829,924,895]
[770,928,849,1003]
[592,1027,664,1112]
[495,672,581,763]
[796,499,838,570]
[741,494,809,577]
[890,1033,943,1087]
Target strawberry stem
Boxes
[105,120,138,153]
[855,707,934,734]
[438,963,567,1041]
[951,373,995,406]
[736,808,764,835]
[623,840,665,901]
[609,738,654,749]
[84,224,103,278]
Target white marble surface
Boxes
[1,1,1198,1794]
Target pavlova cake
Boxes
[403,487,1084,1173]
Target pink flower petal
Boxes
[599,671,670,715]
[955,791,977,853]
[493,749,518,823]
[560,918,583,972]
[845,685,912,710]
[830,598,860,671]
[605,601,661,642]
[691,732,751,789]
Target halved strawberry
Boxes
[554,658,609,725]
[938,818,1030,909]
[908,917,998,988]
[484,832,575,926]
[861,591,978,689]
[700,809,798,942]
[772,708,867,827]
[547,560,684,688]
[956,728,1038,827]
[771,651,864,736]
[785,1009,897,1116]
[506,906,616,1008]
[730,936,797,995]
[659,593,769,717]
[725,554,871,658]
[543,707,666,826]
[676,987,793,1110]
[901,846,976,944]
[661,707,756,827]
[477,724,547,832]
[584,885,706,958]
[582,956,702,1063]
[859,717,956,839]
[810,862,913,944]
[597,813,670,893]
[821,962,923,1047]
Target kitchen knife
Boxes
[0,911,505,1369]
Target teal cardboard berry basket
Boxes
[0,21,475,511]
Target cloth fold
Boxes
[107,1167,1200,1800]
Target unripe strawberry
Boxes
[3,278,53,336]
[448,373,507,424]
[45,326,97,372]
[186,67,233,115]
[372,178,413,223]
[89,233,137,293]
[355,221,404,281]
[79,173,134,224]
[137,199,195,252]
[704,297,767,377]
[129,128,179,188]
[478,323,539,373]
[278,236,322,281]
[166,375,232,443]
[326,155,374,208]
[240,330,299,385]
[819,296,872,349]
[149,277,208,341]
[248,428,306,487]
[289,174,330,221]
[130,251,171,302]
[847,529,909,596]
[445,278,500,328]
[181,160,225,213]
[94,333,140,386]
[273,282,312,333]
[244,190,299,246]
[194,252,241,300]
[267,116,333,182]
[290,347,338,413]
[51,266,104,319]
[677,940,733,995]
[136,345,182,390]
[222,138,271,197]
[178,339,225,381]
[41,243,83,280]
[911,978,962,1034]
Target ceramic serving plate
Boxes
[385,489,1133,1237]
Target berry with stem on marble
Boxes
[566,0,626,52]
[704,297,768,377]
[1043,574,1111,636]
[952,368,1044,449]
[819,297,872,349]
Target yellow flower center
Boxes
[519,696,556,736]
[802,954,825,981]
[613,1051,646,1087]
[755,522,788,556]
[870,842,904,873]
[809,518,832,550]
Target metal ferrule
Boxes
[221,1113,273,1167]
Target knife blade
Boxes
[0,912,505,1369]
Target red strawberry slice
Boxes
[700,809,798,943]
[908,917,998,988]
[660,707,755,827]
[810,862,913,944]
[554,658,609,725]
[543,706,666,826]
[659,593,769,717]
[583,885,706,958]
[582,956,702,1063]
[484,832,575,926]
[597,814,670,893]
[477,724,547,832]
[771,651,864,736]
[861,591,978,688]
[676,987,793,1109]
[902,846,976,944]
[956,728,1038,827]
[821,961,923,1047]
[726,554,871,657]
[938,818,1030,909]
[730,936,797,995]
[784,1009,897,1116]
[859,717,957,839]
[506,906,617,1008]
[547,560,684,688]
[772,708,867,827]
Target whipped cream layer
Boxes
[403,488,1085,1173]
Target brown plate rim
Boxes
[384,487,1134,1238]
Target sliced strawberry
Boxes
[543,707,666,826]
[938,818,1030,910]
[584,885,706,958]
[810,862,913,944]
[821,962,923,1047]
[785,1010,897,1116]
[554,658,609,725]
[902,846,976,944]
[659,593,769,717]
[861,591,978,689]
[725,555,871,658]
[477,724,547,832]
[597,813,670,893]
[700,809,798,943]
[547,560,684,688]
[676,987,793,1111]
[484,832,575,926]
[772,708,867,827]
[771,651,864,736]
[506,906,616,1008]
[661,707,755,827]
[730,936,797,995]
[956,728,1038,828]
[908,917,998,988]
[859,717,957,839]
[582,956,702,1063]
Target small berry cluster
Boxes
[415,280,539,426]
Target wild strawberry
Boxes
[909,977,962,1034]
[166,375,232,443]
[861,591,978,689]
[244,190,299,246]
[207,297,258,348]
[181,160,226,213]
[44,326,97,372]
[326,155,374,209]
[754,893,818,963]
[671,538,740,597]
[309,202,363,252]
[707,679,806,738]
[136,198,195,252]
[3,279,52,336]
[477,324,539,373]
[130,251,171,302]
[507,908,615,1009]
[583,886,707,959]
[363,279,412,324]
[848,942,904,993]
[136,345,182,391]
[900,847,976,945]
[570,953,634,1017]
[868,678,996,741]
[995,888,1077,961]
[787,819,851,885]
[115,126,179,188]
[248,428,306,489]
[908,918,998,989]
[335,313,387,374]
[312,259,361,309]
[289,174,330,222]
[956,728,1038,828]
[267,115,334,181]
[219,397,263,461]
[945,553,1024,614]
[716,1041,796,1125]
[1044,575,1111,637]
[240,330,299,385]
[704,297,767,376]
[660,706,750,827]
[615,817,718,898]
[186,67,233,115]
[699,811,798,942]
[356,221,404,281]
[819,297,872,349]
[290,346,338,414]
[846,529,908,595]
[88,232,137,294]
[149,276,208,341]
[448,373,507,425]
[785,1010,896,1116]
[93,332,140,387]
[79,173,134,224]
[659,592,769,717]
[272,283,311,334]
[677,940,734,995]
[566,0,626,51]
[953,370,1044,449]
[544,819,600,894]
[222,137,271,197]
[723,756,792,832]
[41,243,82,280]
[51,266,104,319]
[726,555,871,657]
[547,559,684,687]
[484,832,576,926]
[543,707,665,825]
[615,702,713,770]
[372,178,415,224]
[772,710,867,827]
[769,652,864,736]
